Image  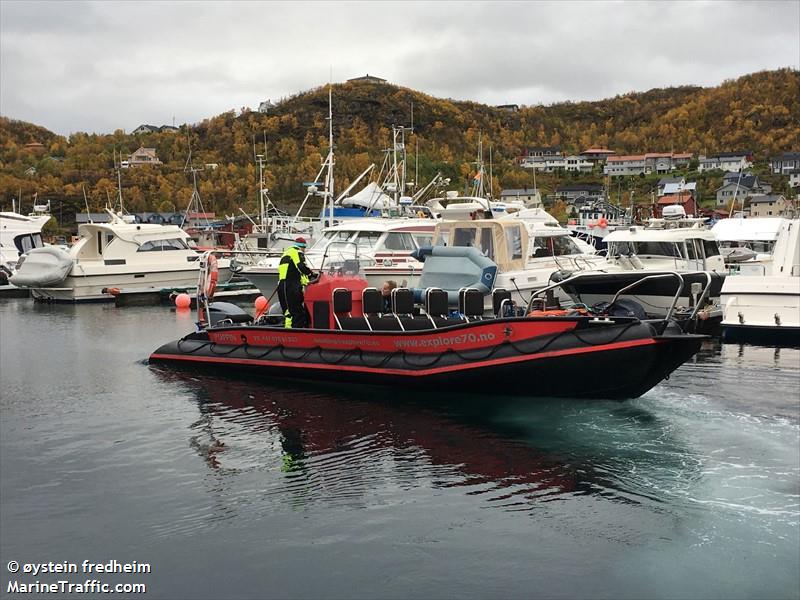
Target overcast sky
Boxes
[1,0,798,136]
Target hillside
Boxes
[0,68,797,225]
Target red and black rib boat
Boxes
[149,271,705,400]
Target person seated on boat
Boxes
[381,280,397,312]
[277,237,315,329]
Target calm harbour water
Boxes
[1,298,798,600]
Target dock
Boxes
[114,281,262,307]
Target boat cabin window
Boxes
[610,240,682,258]
[412,233,433,249]
[449,226,495,260]
[355,231,382,250]
[505,225,523,260]
[452,227,476,248]
[15,233,44,253]
[138,238,190,252]
[703,239,721,257]
[531,235,582,258]
[309,230,352,253]
[685,240,698,260]
[381,232,415,251]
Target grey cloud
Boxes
[1,0,797,135]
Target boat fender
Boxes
[204,254,219,299]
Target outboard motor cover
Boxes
[208,302,252,327]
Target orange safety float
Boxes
[203,254,219,299]
[597,217,608,228]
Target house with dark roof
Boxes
[496,104,519,113]
[132,124,160,135]
[749,194,789,218]
[555,184,605,203]
[347,74,387,84]
[715,175,769,206]
[770,152,800,175]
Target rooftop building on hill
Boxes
[347,74,387,84]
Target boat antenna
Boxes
[114,149,126,214]
[489,144,494,199]
[82,186,93,223]
[325,83,335,228]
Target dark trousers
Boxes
[277,280,309,328]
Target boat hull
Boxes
[150,318,704,400]
[30,267,232,302]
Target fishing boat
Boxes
[150,255,705,400]
[720,218,800,345]
[10,209,231,302]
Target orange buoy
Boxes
[106,287,121,296]
[254,295,269,318]
[175,293,191,309]
[598,217,608,228]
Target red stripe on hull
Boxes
[208,320,578,355]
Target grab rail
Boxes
[526,271,687,320]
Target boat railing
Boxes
[526,271,687,321]
[319,240,360,273]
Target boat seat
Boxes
[361,287,383,331]
[332,287,352,330]
[492,288,513,317]
[459,288,484,321]
[390,288,415,331]
[424,287,451,328]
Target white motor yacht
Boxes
[720,218,799,345]
[416,210,607,310]
[565,206,727,319]
[10,210,230,302]
[0,207,52,283]
[240,218,437,295]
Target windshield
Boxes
[531,235,582,257]
[309,230,354,253]
[448,226,496,260]
[609,240,683,258]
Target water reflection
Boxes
[151,367,702,526]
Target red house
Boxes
[655,192,697,217]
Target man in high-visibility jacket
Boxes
[277,237,315,328]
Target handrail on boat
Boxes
[526,271,687,321]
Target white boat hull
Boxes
[30,266,232,302]
[721,276,800,337]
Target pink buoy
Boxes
[254,295,269,318]
[175,293,191,309]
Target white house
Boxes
[499,188,542,207]
[698,151,753,172]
